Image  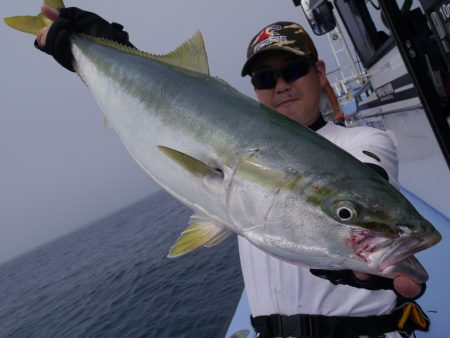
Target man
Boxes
[35,7,428,337]
[239,21,428,338]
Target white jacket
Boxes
[239,122,402,337]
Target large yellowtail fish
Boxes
[4,1,441,282]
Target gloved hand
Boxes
[35,7,134,72]
[309,268,426,301]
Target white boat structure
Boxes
[227,0,450,336]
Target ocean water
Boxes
[0,190,244,338]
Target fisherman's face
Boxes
[251,50,326,126]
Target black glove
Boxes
[309,268,426,301]
[34,7,134,72]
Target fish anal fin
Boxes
[167,215,229,258]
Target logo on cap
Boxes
[251,24,287,53]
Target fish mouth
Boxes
[350,224,441,269]
[379,226,441,270]
[379,237,422,270]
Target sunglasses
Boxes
[251,59,314,90]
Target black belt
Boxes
[251,310,404,338]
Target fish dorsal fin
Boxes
[167,214,231,258]
[152,31,210,75]
[4,0,65,35]
[82,30,210,75]
[157,145,221,179]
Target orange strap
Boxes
[323,78,345,121]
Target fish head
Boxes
[245,169,441,282]
[321,177,441,277]
[317,175,441,281]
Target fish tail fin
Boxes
[4,0,65,35]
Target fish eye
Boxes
[333,202,358,222]
[336,206,353,221]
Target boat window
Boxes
[366,0,391,46]
[334,0,424,68]
[299,0,337,35]
[333,1,385,67]
[395,0,423,13]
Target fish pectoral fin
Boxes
[157,145,221,179]
[4,0,65,35]
[167,215,231,258]
[203,227,232,248]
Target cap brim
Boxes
[241,46,311,77]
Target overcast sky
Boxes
[1,0,339,264]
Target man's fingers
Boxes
[36,26,50,47]
[393,275,422,299]
[36,5,60,47]
[352,271,372,282]
[354,272,422,298]
[41,5,60,21]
